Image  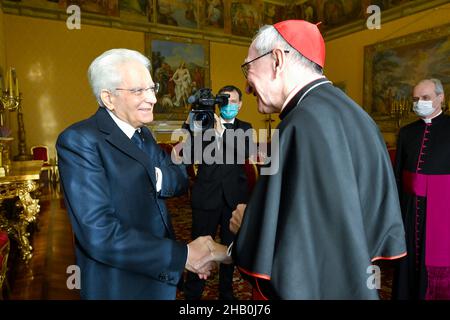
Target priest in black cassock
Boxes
[393,78,450,300]
[202,20,407,299]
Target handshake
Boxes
[185,236,231,279]
[184,204,246,279]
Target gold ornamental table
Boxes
[0,160,43,262]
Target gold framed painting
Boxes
[155,0,200,29]
[60,0,119,16]
[363,23,450,131]
[200,0,226,32]
[230,0,263,38]
[146,34,210,130]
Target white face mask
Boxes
[413,100,435,118]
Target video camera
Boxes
[187,88,229,132]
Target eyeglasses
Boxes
[115,83,160,96]
[241,50,289,78]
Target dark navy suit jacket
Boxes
[57,107,189,299]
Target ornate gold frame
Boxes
[363,23,450,133]
[146,34,210,132]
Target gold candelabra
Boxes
[1,67,32,161]
[1,68,20,113]
[390,97,412,128]
[14,105,33,161]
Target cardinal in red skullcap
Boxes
[206,20,407,299]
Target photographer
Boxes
[182,85,253,300]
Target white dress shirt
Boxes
[106,109,162,192]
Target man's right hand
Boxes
[195,238,232,272]
[186,236,216,279]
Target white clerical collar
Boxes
[106,108,137,139]
[422,110,442,124]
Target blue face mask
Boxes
[220,104,239,120]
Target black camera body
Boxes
[188,88,229,132]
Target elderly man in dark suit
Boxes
[57,48,213,300]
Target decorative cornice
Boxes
[1,0,252,46]
[1,0,448,45]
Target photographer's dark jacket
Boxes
[182,118,253,210]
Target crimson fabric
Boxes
[252,288,265,300]
[31,146,49,163]
[0,231,8,249]
[274,20,325,68]
[0,230,8,266]
[388,148,396,166]
[243,161,258,193]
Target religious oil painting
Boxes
[5,0,60,10]
[156,0,200,29]
[262,2,284,25]
[363,23,450,127]
[201,0,225,32]
[230,0,262,38]
[59,0,119,16]
[147,35,210,126]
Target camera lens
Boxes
[193,112,213,130]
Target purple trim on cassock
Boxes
[403,170,450,300]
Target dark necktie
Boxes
[131,129,144,150]
[223,123,234,130]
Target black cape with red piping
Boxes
[234,78,407,299]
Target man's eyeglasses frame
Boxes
[115,83,160,96]
[241,50,290,78]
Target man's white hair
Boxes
[88,48,151,106]
[252,25,323,75]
